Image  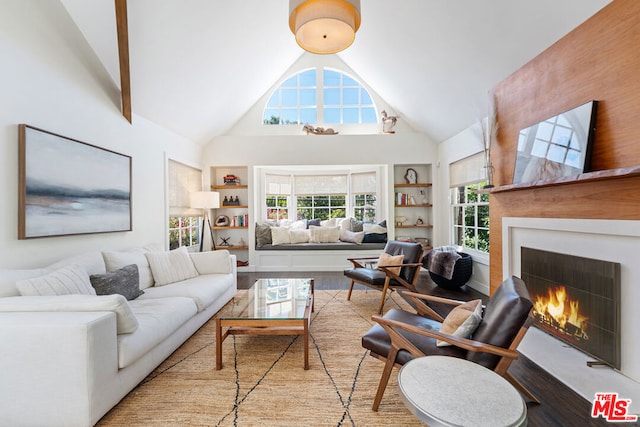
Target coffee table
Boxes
[216,278,314,370]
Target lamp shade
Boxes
[190,191,220,209]
[289,0,361,54]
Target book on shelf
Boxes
[395,192,416,205]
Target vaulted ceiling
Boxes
[60,0,609,145]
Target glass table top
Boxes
[222,278,313,320]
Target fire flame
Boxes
[533,285,589,338]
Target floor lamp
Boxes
[190,191,220,252]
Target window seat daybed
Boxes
[256,242,386,251]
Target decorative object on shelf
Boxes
[238,237,246,247]
[18,125,132,239]
[190,191,220,251]
[219,236,232,247]
[415,217,424,226]
[215,215,230,227]
[404,168,417,184]
[302,124,339,135]
[395,216,407,227]
[419,189,428,204]
[237,260,249,267]
[415,237,429,247]
[222,195,240,206]
[479,101,499,189]
[381,110,399,134]
[223,174,240,185]
[289,0,361,55]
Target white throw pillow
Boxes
[320,218,338,227]
[290,228,311,244]
[339,229,365,244]
[17,265,96,296]
[289,219,307,229]
[271,227,291,245]
[309,226,341,243]
[102,248,155,289]
[340,217,355,231]
[363,223,387,234]
[145,247,199,286]
[0,294,138,334]
[189,250,232,274]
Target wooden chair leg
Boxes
[503,372,540,404]
[347,280,355,301]
[377,279,391,314]
[372,347,399,411]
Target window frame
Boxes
[450,181,490,260]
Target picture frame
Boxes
[18,124,132,239]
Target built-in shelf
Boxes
[214,246,248,251]
[395,204,433,208]
[210,184,248,190]
[394,183,433,188]
[219,205,248,209]
[396,225,433,229]
[478,166,640,194]
[212,226,248,230]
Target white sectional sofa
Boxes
[0,246,237,427]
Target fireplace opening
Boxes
[521,247,621,369]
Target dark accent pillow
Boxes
[90,264,143,301]
[363,232,387,243]
[306,219,321,228]
[351,219,364,232]
[378,219,387,228]
[255,223,273,248]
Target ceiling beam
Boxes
[115,0,132,123]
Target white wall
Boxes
[0,0,201,269]
[437,122,490,294]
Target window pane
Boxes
[362,108,376,123]
[281,109,298,124]
[324,88,340,105]
[325,108,340,123]
[300,89,315,106]
[300,108,316,124]
[267,93,279,107]
[343,75,357,86]
[282,76,297,87]
[297,208,312,219]
[324,69,340,86]
[343,108,359,124]
[343,88,359,105]
[263,109,280,124]
[316,208,330,219]
[299,69,316,86]
[281,89,297,107]
[361,89,372,104]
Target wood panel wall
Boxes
[488,0,640,293]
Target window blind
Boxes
[168,159,202,216]
[449,152,486,187]
[351,171,376,193]
[265,174,292,195]
[294,175,348,195]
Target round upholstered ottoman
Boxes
[428,252,473,290]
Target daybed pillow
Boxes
[290,228,311,244]
[255,223,273,248]
[437,299,483,347]
[377,253,404,276]
[309,225,341,243]
[320,218,338,227]
[102,248,155,289]
[339,229,365,244]
[306,219,321,228]
[189,250,232,274]
[145,247,199,286]
[0,294,138,334]
[363,223,387,234]
[17,264,96,296]
[363,221,388,243]
[90,264,144,301]
[271,227,291,245]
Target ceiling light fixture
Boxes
[289,0,361,55]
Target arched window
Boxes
[263,68,376,126]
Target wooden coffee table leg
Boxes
[216,317,222,370]
[304,318,309,370]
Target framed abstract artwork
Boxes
[18,124,132,239]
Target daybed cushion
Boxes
[290,228,311,244]
[102,246,159,289]
[90,264,144,301]
[0,294,139,334]
[119,297,197,368]
[256,242,386,250]
[138,274,235,312]
[145,247,199,286]
[189,250,232,275]
[17,265,96,297]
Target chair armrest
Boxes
[371,314,520,360]
[346,256,380,268]
[376,263,422,293]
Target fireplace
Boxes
[521,247,621,369]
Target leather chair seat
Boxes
[344,268,401,287]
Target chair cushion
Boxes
[362,308,467,366]
[344,267,397,287]
[466,276,533,369]
[384,241,423,283]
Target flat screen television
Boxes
[512,100,598,185]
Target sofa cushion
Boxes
[137,273,235,312]
[145,247,199,286]
[90,264,144,301]
[102,247,157,290]
[189,251,232,274]
[0,294,138,334]
[119,297,197,368]
[0,268,50,297]
[17,265,96,297]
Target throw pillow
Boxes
[306,218,321,228]
[255,223,273,248]
[189,250,232,274]
[320,218,338,227]
[102,248,155,289]
[309,226,341,243]
[90,264,144,301]
[437,299,483,347]
[339,229,365,244]
[351,218,364,232]
[363,222,387,234]
[363,232,387,243]
[17,264,96,296]
[290,228,311,244]
[145,247,199,287]
[377,253,404,276]
[270,227,291,245]
[290,219,307,229]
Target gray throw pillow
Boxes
[90,264,144,301]
[255,223,273,248]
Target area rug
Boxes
[97,290,424,426]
